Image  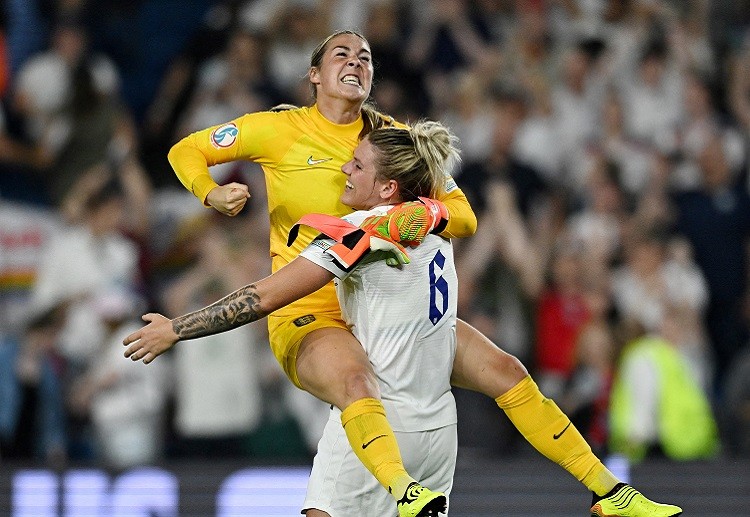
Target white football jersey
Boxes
[300,206,457,431]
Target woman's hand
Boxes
[122,313,179,364]
[206,182,251,216]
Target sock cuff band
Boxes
[340,397,385,426]
[495,375,539,409]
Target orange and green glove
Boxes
[288,213,411,269]
[360,197,449,248]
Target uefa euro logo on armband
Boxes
[210,123,239,148]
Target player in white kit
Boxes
[300,204,458,516]
[123,120,461,517]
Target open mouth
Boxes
[345,181,354,190]
[341,74,361,87]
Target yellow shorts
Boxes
[268,312,349,389]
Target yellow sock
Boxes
[496,376,620,496]
[341,397,414,500]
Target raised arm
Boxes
[122,257,334,363]
[168,129,251,216]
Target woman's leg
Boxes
[295,326,435,508]
[296,327,380,408]
[454,319,620,497]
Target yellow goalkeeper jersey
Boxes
[168,104,477,320]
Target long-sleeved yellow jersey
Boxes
[168,104,477,321]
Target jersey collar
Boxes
[311,104,364,138]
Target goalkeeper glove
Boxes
[288,213,411,269]
[360,197,449,247]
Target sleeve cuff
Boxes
[191,174,220,206]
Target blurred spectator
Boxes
[320,0,385,34]
[598,0,662,83]
[672,133,750,392]
[51,67,145,216]
[0,9,148,207]
[27,174,144,460]
[0,105,54,205]
[0,302,68,464]
[499,3,557,95]
[670,71,745,191]
[608,306,719,462]
[513,77,566,186]
[550,41,607,192]
[10,14,132,207]
[453,175,547,458]
[0,200,61,459]
[29,176,141,370]
[67,288,168,468]
[471,0,513,43]
[459,90,549,217]
[457,182,546,364]
[709,0,750,53]
[405,0,500,112]
[238,0,299,34]
[363,1,426,120]
[559,277,617,454]
[264,2,327,102]
[438,70,497,165]
[405,0,498,73]
[533,240,591,399]
[160,212,268,459]
[616,39,684,151]
[597,89,655,199]
[566,153,627,274]
[610,224,714,392]
[610,225,709,348]
[82,0,216,120]
[665,2,715,78]
[141,1,239,129]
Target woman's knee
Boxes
[474,345,527,391]
[453,320,528,395]
[341,367,380,402]
[492,349,528,387]
[312,366,380,409]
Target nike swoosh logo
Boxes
[553,421,572,440]
[307,155,332,166]
[362,435,387,449]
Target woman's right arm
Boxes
[168,114,266,215]
[122,256,333,363]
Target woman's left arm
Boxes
[436,185,478,239]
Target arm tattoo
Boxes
[172,284,267,340]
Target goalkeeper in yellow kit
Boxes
[165,29,681,517]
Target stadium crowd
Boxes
[0,0,749,469]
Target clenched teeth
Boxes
[342,75,360,86]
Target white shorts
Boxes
[302,418,457,517]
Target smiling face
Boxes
[340,137,395,210]
[309,32,373,106]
